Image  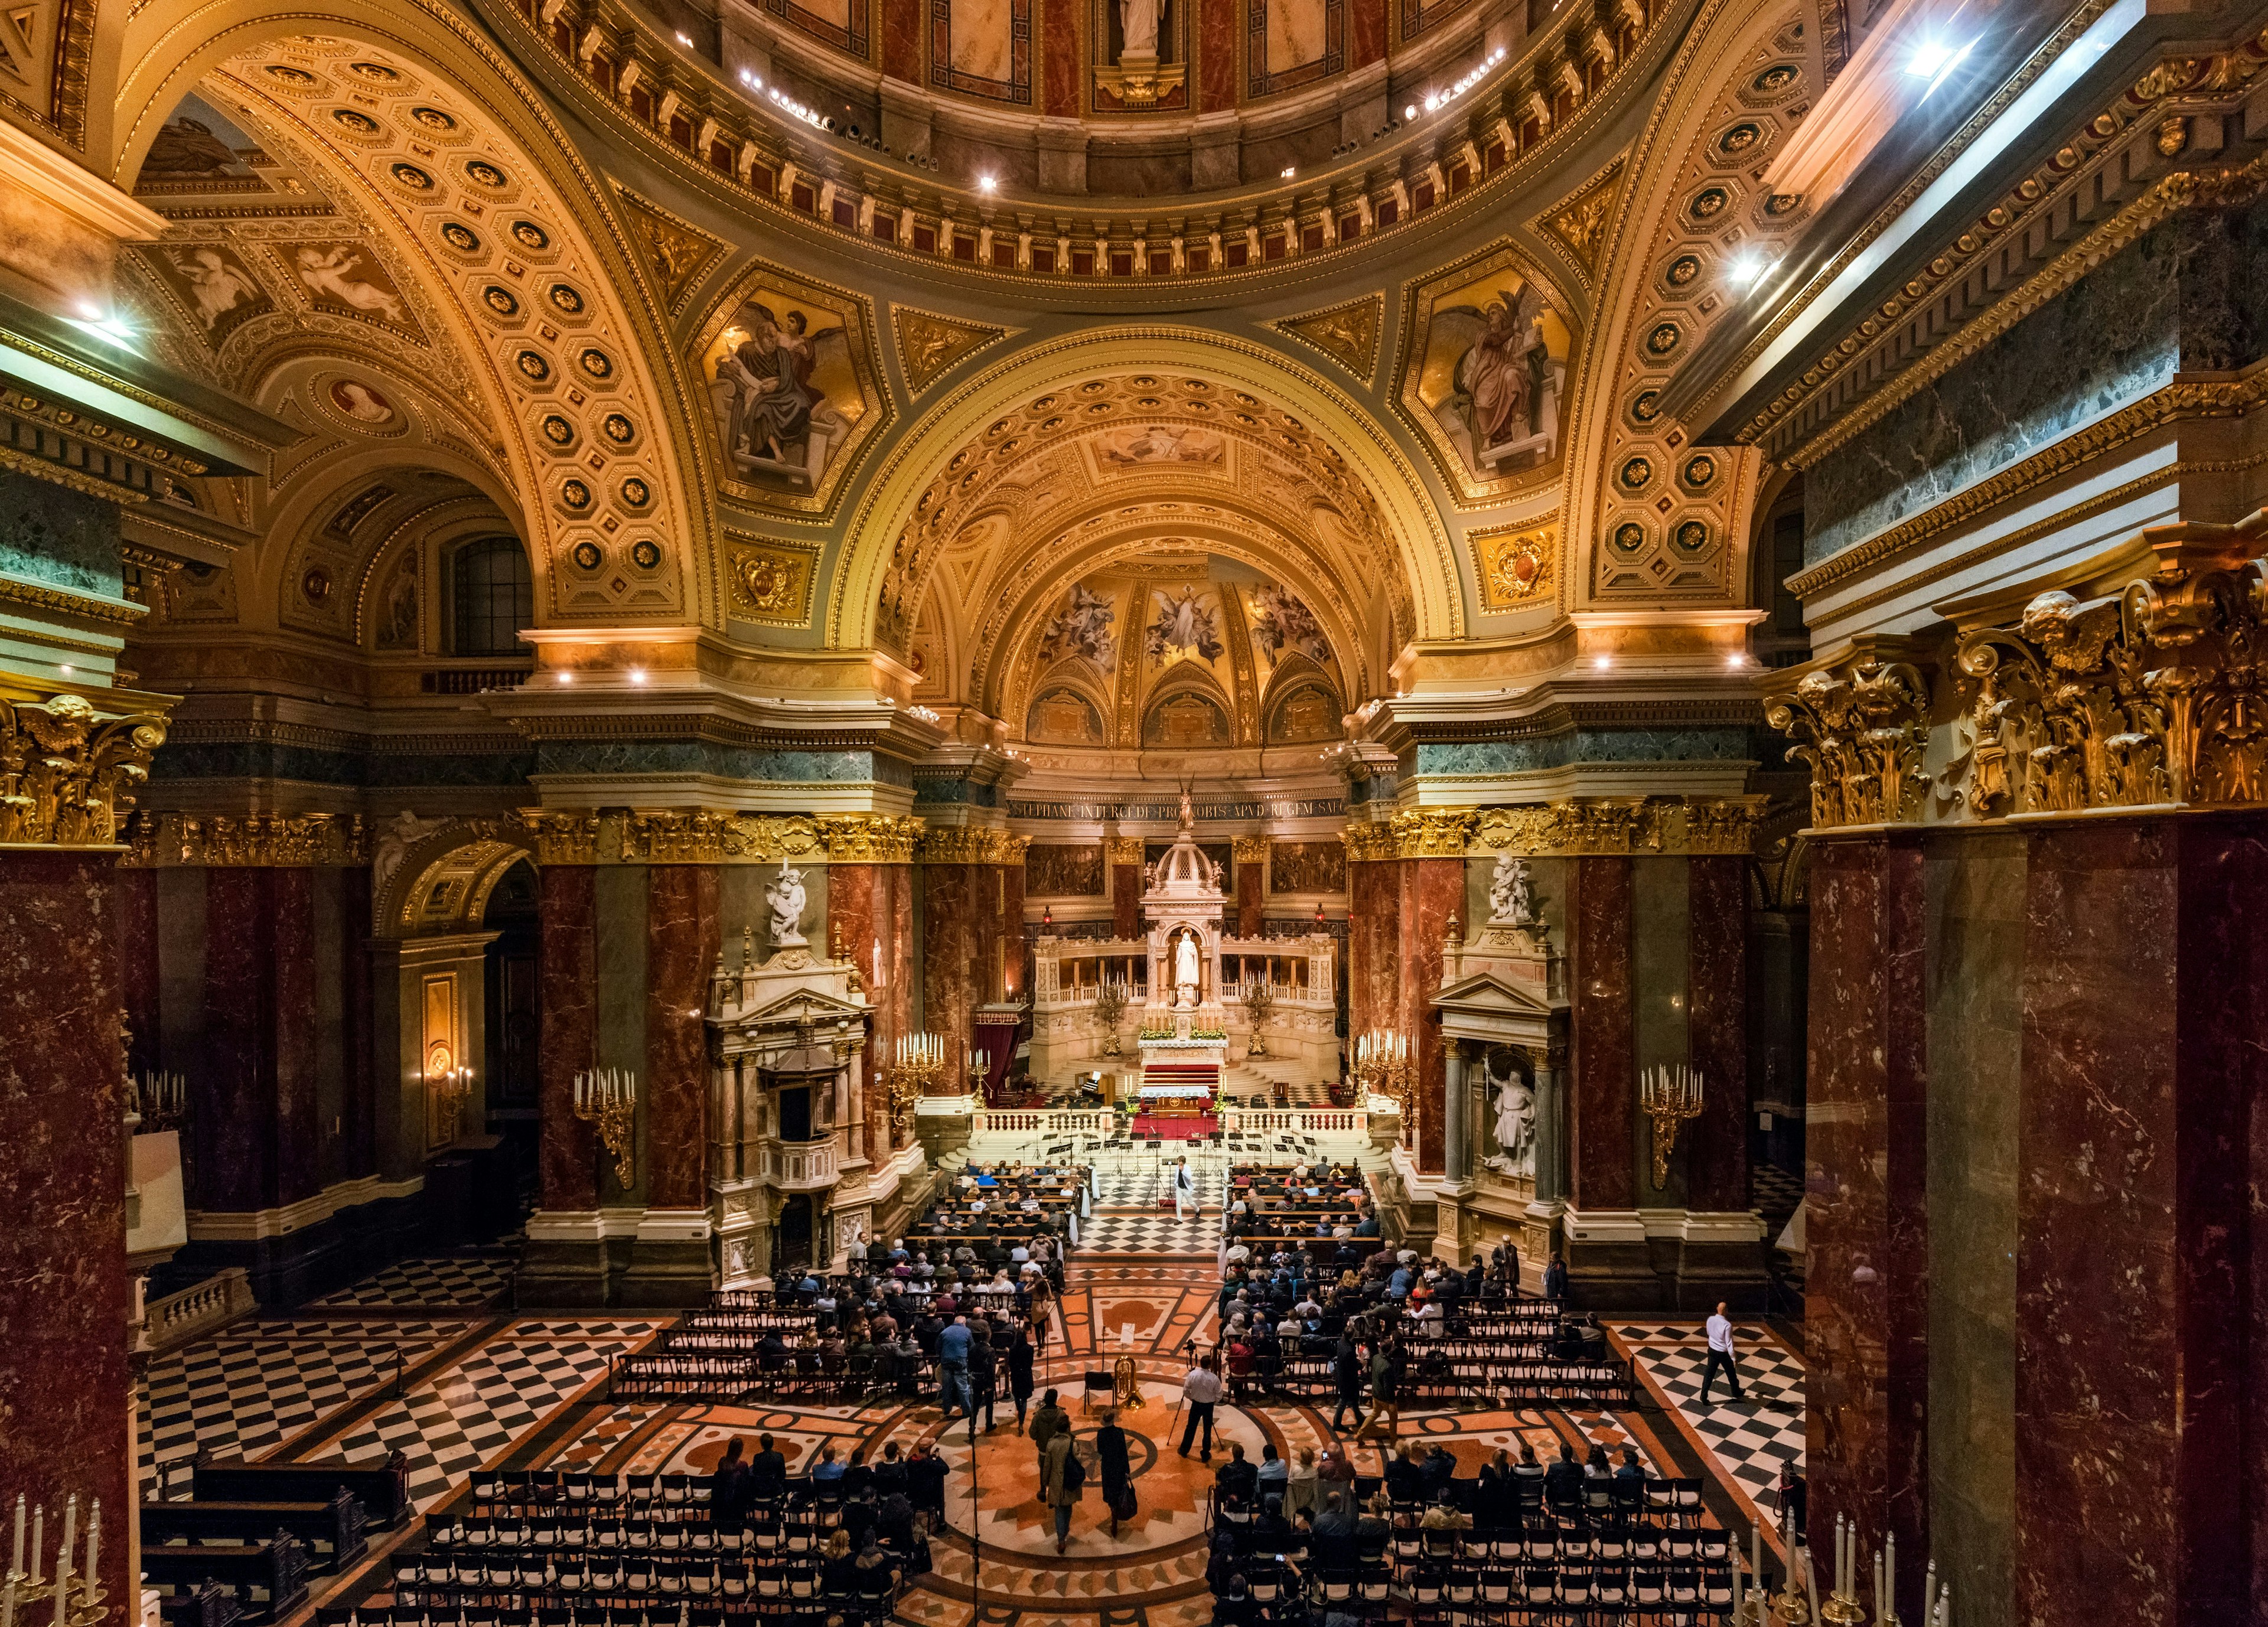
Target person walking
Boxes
[1173,1157,1197,1218]
[1700,1302,1746,1404]
[1329,1333,1366,1434]
[1030,1386,1072,1475]
[1542,1252,1569,1301]
[1007,1324,1037,1431]
[936,1314,973,1420]
[1042,1425,1084,1554]
[1178,1352,1224,1459]
[1097,1408,1135,1536]
[1356,1337,1401,1443]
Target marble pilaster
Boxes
[1347,856,1399,1055]
[921,862,983,1094]
[523,862,605,1306]
[1400,857,1462,1173]
[1111,862,1142,939]
[1684,855,1749,1211]
[0,850,133,1610]
[622,863,720,1307]
[1567,857,1634,1209]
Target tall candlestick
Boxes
[1752,1525,1762,1600]
[1804,1547,1821,1623]
[82,1503,96,1596]
[3,1569,14,1627]
[27,1509,38,1585]
[1873,1550,1884,1618]
[1923,1560,1937,1627]
[55,1503,71,1593]
[1885,1532,1895,1622]
[9,1496,19,1582]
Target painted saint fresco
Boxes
[1403,247,1575,500]
[697,273,882,510]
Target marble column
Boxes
[2010,818,2260,1627]
[0,850,133,1608]
[1442,1043,1468,1181]
[921,862,982,1093]
[1565,856,1650,1298]
[117,865,159,1075]
[830,863,887,1160]
[1684,855,1749,1211]
[621,863,720,1307]
[1347,856,1399,1055]
[1108,836,1143,940]
[999,859,1027,1006]
[522,862,604,1306]
[1233,839,1266,935]
[1399,857,1462,1173]
[1806,835,1929,1589]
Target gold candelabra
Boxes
[431,1064,474,1144]
[5,1492,107,1627]
[128,1071,187,1134]
[572,1068,638,1189]
[1640,1062,1705,1190]
[1353,1028,1413,1126]
[882,1033,946,1137]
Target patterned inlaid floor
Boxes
[1616,1322,1807,1530]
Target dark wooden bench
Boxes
[193,1458,411,1530]
[155,1581,244,1627]
[142,1490,367,1570]
[141,1533,309,1623]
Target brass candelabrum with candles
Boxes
[431,1064,474,1144]
[1353,1028,1413,1127]
[882,1032,946,1137]
[1640,1062,1705,1191]
[4,1492,107,1627]
[572,1068,638,1189]
[129,1071,187,1134]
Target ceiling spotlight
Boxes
[1592,654,1612,670]
[1280,165,1296,178]
[559,670,575,684]
[1726,252,1774,288]
[1726,652,1749,669]
[978,174,998,193]
[1908,41,1963,77]
[674,30,692,45]
[628,667,647,685]
[1404,104,1418,120]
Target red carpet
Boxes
[1131,1113,1218,1139]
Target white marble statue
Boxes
[1487,853,1536,925]
[1484,1072,1536,1178]
[1119,0,1162,58]
[1172,927,1201,1005]
[766,859,809,947]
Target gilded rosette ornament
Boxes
[0,693,168,847]
[1953,527,2268,813]
[1765,659,1934,828]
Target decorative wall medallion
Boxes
[1672,519,1709,554]
[1665,253,1702,289]
[891,304,1014,394]
[1718,121,1762,156]
[465,159,506,188]
[1628,388,1663,424]
[302,565,332,603]
[327,377,396,425]
[559,478,592,510]
[601,412,636,444]
[389,161,432,189]
[1618,456,1653,491]
[439,221,480,252]
[1680,454,1717,490]
[548,282,584,314]
[612,184,732,317]
[1644,321,1682,357]
[540,413,575,446]
[620,477,651,507]
[333,109,379,134]
[350,60,400,81]
[724,535,822,625]
[571,540,604,570]
[482,284,519,316]
[1609,521,1647,556]
[578,347,614,380]
[413,107,458,131]
[1469,521,1557,611]
[1751,63,1798,96]
[1687,186,1729,223]
[511,220,549,251]
[630,539,663,570]
[515,349,550,382]
[1267,294,1384,386]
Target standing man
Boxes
[1173,1157,1197,1218]
[1700,1301,1745,1404]
[936,1313,973,1420]
[1178,1352,1224,1459]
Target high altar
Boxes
[1027,795,1339,1095]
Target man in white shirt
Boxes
[1700,1302,1745,1404]
[1177,1355,1224,1459]
[1172,1158,1196,1218]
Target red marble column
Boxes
[1399,857,1461,1173]
[2012,819,2260,1627]
[644,866,721,1210]
[881,0,921,81]
[1000,859,1027,1005]
[831,863,894,1156]
[1685,855,1749,1211]
[1235,850,1265,935]
[1347,857,1400,1048]
[196,868,321,1213]
[537,864,598,1211]
[1568,857,1635,1211]
[922,861,980,1092]
[339,869,376,1180]
[0,850,133,1610]
[1198,0,1236,110]
[1804,836,1928,1592]
[116,865,159,1076]
[1112,862,1142,938]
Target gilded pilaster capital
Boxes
[621,810,826,863]
[918,824,1025,865]
[1231,834,1273,862]
[1,691,168,849]
[517,808,602,865]
[817,813,924,862]
[1104,835,1148,866]
[1341,821,1398,862]
[1764,658,1933,829]
[1390,808,1478,858]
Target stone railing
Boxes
[1221,1108,1371,1135]
[973,1109,1117,1136]
[136,1267,255,1355]
[758,1134,840,1191]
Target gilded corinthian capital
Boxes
[1764,658,1933,829]
[0,692,168,847]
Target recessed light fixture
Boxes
[978,174,998,193]
[1281,166,1296,178]
[559,670,574,684]
[675,30,692,45]
[1593,654,1612,670]
[58,663,72,676]
[628,667,647,685]
[1405,104,1418,120]
[1726,652,1749,669]
[1726,252,1774,288]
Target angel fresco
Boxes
[1037,581,1117,670]
[1248,582,1331,666]
[709,301,854,492]
[1432,283,1557,478]
[1145,586,1224,664]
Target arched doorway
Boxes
[775,1195,815,1275]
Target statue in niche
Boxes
[1487,853,1536,925]
[766,859,809,947]
[1118,0,1163,57]
[1484,1065,1536,1178]
[1172,927,1201,1006]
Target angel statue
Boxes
[766,859,809,947]
[1436,283,1553,475]
[1485,1072,1536,1178]
[1487,853,1535,925]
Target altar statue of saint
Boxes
[1119,0,1163,57]
[1484,1072,1536,1177]
[1487,853,1535,925]
[1172,927,1201,1005]
[766,859,809,947]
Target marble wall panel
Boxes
[1349,0,1385,63]
[1111,862,1142,938]
[595,865,650,1205]
[883,0,923,80]
[646,866,720,1211]
[1043,0,1081,113]
[0,850,133,1611]
[340,868,376,1183]
[1805,837,1928,1589]
[1400,857,1462,1173]
[1236,856,1265,935]
[1923,833,2022,1626]
[922,862,980,1092]
[1199,0,1236,110]
[1686,855,1748,1211]
[537,865,599,1211]
[1568,857,1634,1210]
[195,868,321,1212]
[1631,857,1689,1206]
[2013,820,2257,1627]
[1348,858,1399,1049]
[118,866,158,1077]
[1001,861,1027,1006]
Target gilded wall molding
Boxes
[1948,522,2268,816]
[1764,658,1934,829]
[1230,834,1273,862]
[121,811,369,868]
[621,810,828,863]
[818,813,925,862]
[519,810,602,865]
[1337,798,1758,859]
[1104,835,1148,866]
[917,826,1028,865]
[1,693,168,849]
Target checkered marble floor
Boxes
[1751,1163,1804,1221]
[138,1328,446,1488]
[312,1252,517,1308]
[328,1325,636,1507]
[1619,1325,1806,1505]
[1078,1209,1222,1254]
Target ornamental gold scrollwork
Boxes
[622,810,826,863]
[1951,526,2268,814]
[1103,834,1148,866]
[818,813,924,863]
[1764,659,1934,829]
[122,810,368,867]
[1230,834,1273,862]
[0,693,168,848]
[917,826,1027,865]
[517,809,601,865]
[1340,821,1398,862]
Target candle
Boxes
[56,1501,71,1590]
[82,1504,96,1596]
[27,1508,38,1584]
[10,1495,20,1581]
[1804,1547,1821,1623]
[1924,1560,1938,1627]
[1873,1549,1884,1618]
[1752,1524,1762,1600]
[4,1570,14,1627]
[1886,1532,1896,1623]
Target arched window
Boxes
[450,536,533,656]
